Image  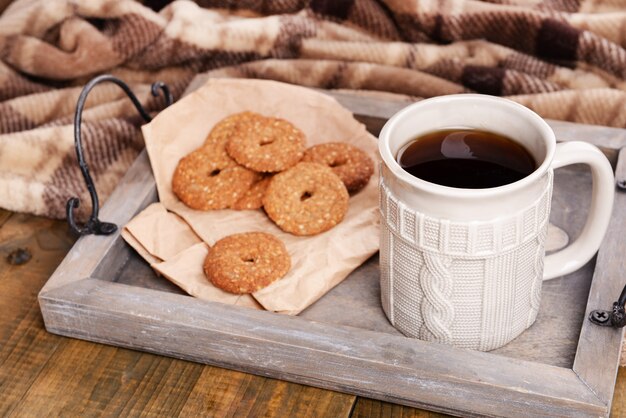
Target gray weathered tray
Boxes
[39,90,626,417]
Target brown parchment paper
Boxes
[135,78,380,315]
[123,203,202,262]
[122,203,261,309]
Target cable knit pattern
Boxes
[419,253,454,344]
[380,172,553,350]
[527,234,546,328]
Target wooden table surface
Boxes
[0,210,623,417]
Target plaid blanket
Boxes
[1,0,625,219]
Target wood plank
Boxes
[39,279,606,417]
[0,210,203,417]
[10,339,205,417]
[10,337,354,418]
[351,398,450,418]
[0,211,619,418]
[351,367,626,418]
[0,214,75,416]
[0,213,352,417]
[573,150,626,407]
[0,216,616,417]
[0,301,62,417]
[178,367,355,417]
[39,150,156,293]
[611,367,626,417]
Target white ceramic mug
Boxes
[378,94,615,351]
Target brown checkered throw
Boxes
[1,0,625,219]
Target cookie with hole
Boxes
[301,142,374,193]
[204,232,291,294]
[263,162,349,236]
[226,115,306,172]
[203,111,263,158]
[172,148,261,210]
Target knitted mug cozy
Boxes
[379,172,553,351]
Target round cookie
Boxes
[263,162,349,236]
[203,111,262,158]
[172,148,261,210]
[226,116,306,172]
[204,232,291,294]
[302,142,374,193]
[232,175,273,210]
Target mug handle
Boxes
[543,142,615,280]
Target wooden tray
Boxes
[38,90,626,418]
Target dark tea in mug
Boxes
[396,129,536,189]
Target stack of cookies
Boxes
[171,111,374,294]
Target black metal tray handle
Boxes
[67,74,173,236]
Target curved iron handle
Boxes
[589,283,626,328]
[67,74,173,236]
